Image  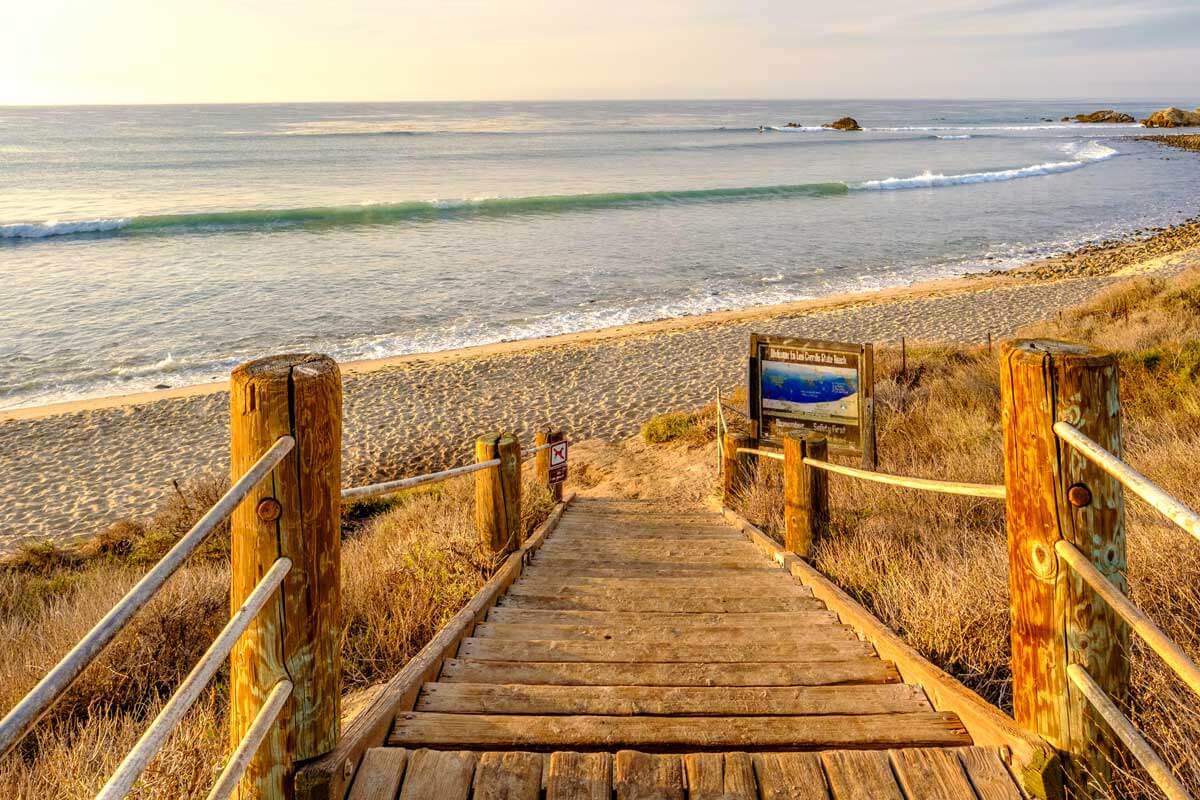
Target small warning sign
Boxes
[549,442,568,485]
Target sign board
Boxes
[748,334,876,467]
[548,441,568,485]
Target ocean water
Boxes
[1,99,1199,409]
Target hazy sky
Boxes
[2,0,1197,104]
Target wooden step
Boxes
[470,622,854,643]
[388,711,972,751]
[415,683,932,716]
[484,608,839,627]
[511,575,797,592]
[505,583,809,602]
[438,659,901,686]
[532,552,769,567]
[519,564,778,579]
[455,638,873,663]
[536,541,760,556]
[496,593,823,613]
[353,747,1023,800]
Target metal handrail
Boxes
[341,458,500,501]
[1067,665,1192,800]
[0,435,295,759]
[1056,540,1200,698]
[803,457,1006,499]
[97,558,292,800]
[1054,421,1200,544]
[736,447,784,462]
[205,679,293,800]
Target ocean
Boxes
[2,99,1198,410]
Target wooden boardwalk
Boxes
[349,497,1025,799]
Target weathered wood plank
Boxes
[414,683,931,716]
[753,752,830,800]
[520,565,779,579]
[346,748,408,800]
[547,751,612,800]
[890,748,977,800]
[528,557,775,572]
[483,609,837,627]
[536,542,759,556]
[507,583,805,600]
[473,751,543,800]
[819,750,903,800]
[388,712,972,750]
[455,638,873,663]
[684,753,757,800]
[470,622,853,643]
[955,748,1025,800]
[514,575,797,591]
[533,552,771,567]
[397,749,477,800]
[496,595,822,613]
[615,751,684,800]
[438,659,901,687]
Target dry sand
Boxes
[2,238,1199,550]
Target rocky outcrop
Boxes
[782,121,804,128]
[1062,110,1135,124]
[823,117,862,131]
[1141,107,1200,128]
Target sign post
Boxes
[748,335,876,469]
[548,441,568,487]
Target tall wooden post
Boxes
[1000,340,1128,795]
[230,354,342,800]
[721,433,755,505]
[784,434,829,557]
[476,432,522,557]
[535,429,565,502]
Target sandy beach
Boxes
[4,220,1200,550]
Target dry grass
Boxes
[721,268,1200,797]
[0,462,554,798]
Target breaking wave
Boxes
[2,142,1120,240]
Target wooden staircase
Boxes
[347,497,1026,799]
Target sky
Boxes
[1,0,1198,105]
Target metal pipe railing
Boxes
[341,458,500,501]
[1054,421,1200,544]
[205,679,294,800]
[1067,665,1192,800]
[736,447,784,462]
[1056,540,1200,700]
[0,435,295,759]
[96,558,292,800]
[802,457,1006,499]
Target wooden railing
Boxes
[724,339,1200,799]
[0,353,568,800]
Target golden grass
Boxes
[722,268,1200,797]
[0,465,553,797]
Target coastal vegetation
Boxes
[0,470,553,797]
[713,267,1200,798]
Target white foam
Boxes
[935,134,972,140]
[0,218,129,239]
[854,141,1117,191]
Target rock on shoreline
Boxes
[1141,107,1200,128]
[1062,110,1134,124]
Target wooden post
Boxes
[721,433,755,505]
[861,343,878,470]
[230,354,342,800]
[1000,340,1128,795]
[535,429,564,502]
[476,432,522,557]
[784,434,829,557]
